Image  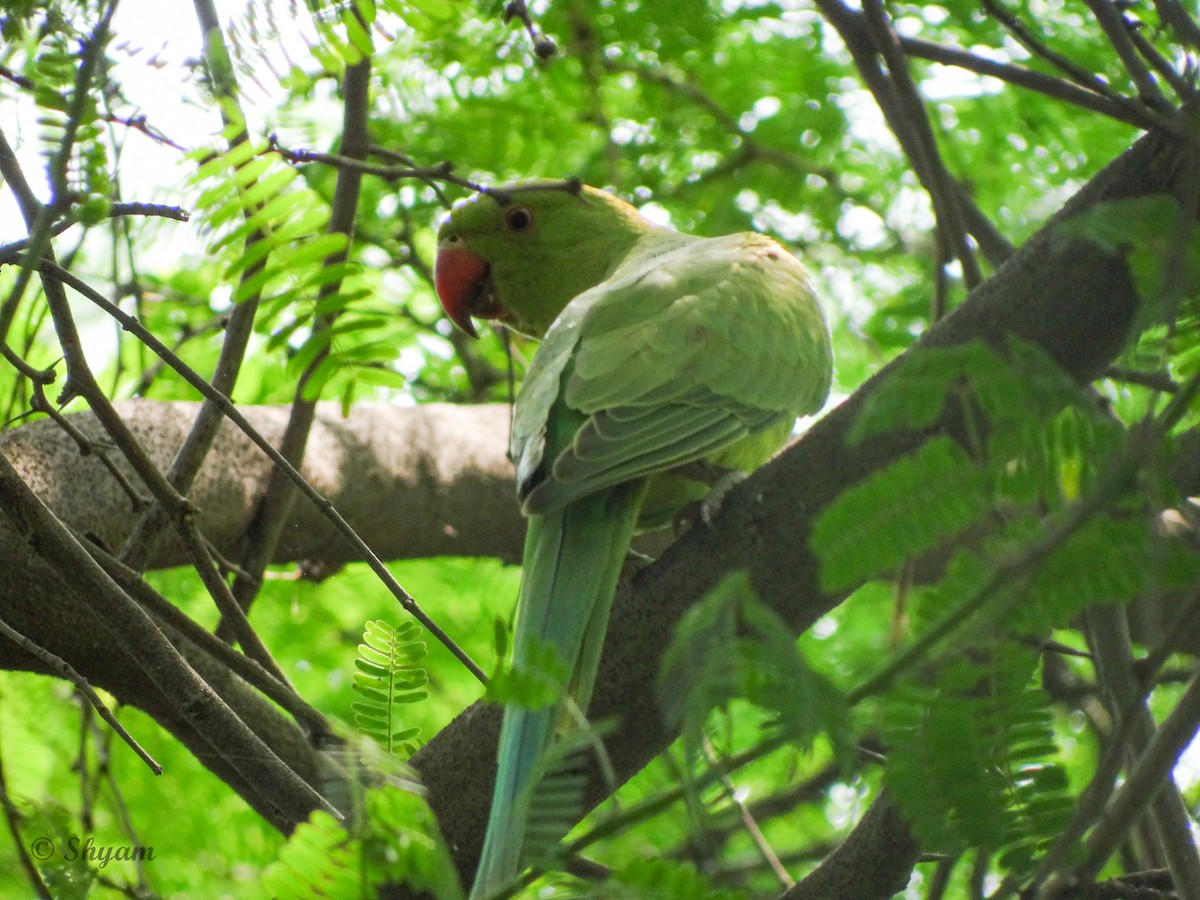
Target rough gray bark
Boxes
[0,399,521,571]
[0,399,520,830]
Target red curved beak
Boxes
[434,243,496,338]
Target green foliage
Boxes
[658,572,851,765]
[883,646,1073,877]
[352,619,428,758]
[607,856,750,900]
[810,329,1200,887]
[814,338,1127,594]
[521,724,610,873]
[812,435,990,593]
[262,785,463,899]
[485,635,570,711]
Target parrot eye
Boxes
[505,206,534,233]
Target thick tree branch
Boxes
[0,400,519,822]
[0,400,520,574]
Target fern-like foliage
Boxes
[883,646,1073,877]
[262,785,463,899]
[605,857,750,900]
[352,619,428,759]
[188,126,409,409]
[484,632,570,711]
[812,435,990,593]
[658,571,852,765]
[808,335,1200,882]
[520,723,611,873]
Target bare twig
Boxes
[32,256,487,684]
[899,37,1168,133]
[1154,0,1200,52]
[1068,665,1200,889]
[1084,0,1173,111]
[0,447,339,829]
[117,0,275,574]
[86,540,332,736]
[0,203,190,261]
[1082,603,1200,895]
[981,0,1122,96]
[0,614,161,774]
[859,0,983,289]
[178,525,292,684]
[275,141,483,194]
[702,736,794,888]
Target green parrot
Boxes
[434,181,832,898]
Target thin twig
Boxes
[1126,20,1193,101]
[118,0,274,573]
[1069,665,1200,887]
[1153,0,1200,52]
[702,736,795,889]
[86,540,332,735]
[981,0,1121,96]
[0,446,340,828]
[176,525,292,685]
[0,613,161,773]
[33,256,488,684]
[859,0,983,289]
[219,52,373,642]
[274,139,484,195]
[0,203,190,261]
[80,712,152,889]
[1084,0,1173,112]
[899,37,1169,133]
[1083,603,1200,894]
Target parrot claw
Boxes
[670,468,748,534]
[621,548,654,582]
[699,469,748,527]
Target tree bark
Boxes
[0,399,520,830]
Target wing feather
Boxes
[514,231,832,515]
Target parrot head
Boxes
[434,180,649,338]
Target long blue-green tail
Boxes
[469,480,645,899]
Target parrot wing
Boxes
[513,231,832,516]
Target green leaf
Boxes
[812,436,989,592]
[658,571,851,763]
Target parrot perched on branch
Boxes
[434,181,832,898]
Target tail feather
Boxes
[469,480,645,899]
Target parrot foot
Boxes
[621,548,654,582]
[671,469,748,534]
[699,469,748,526]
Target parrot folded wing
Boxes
[513,230,831,517]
